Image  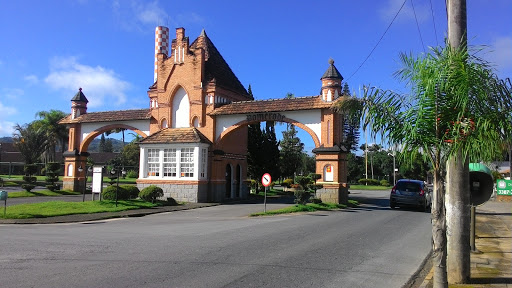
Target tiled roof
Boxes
[321,59,343,80]
[59,109,151,124]
[139,128,212,144]
[190,31,251,99]
[209,96,339,115]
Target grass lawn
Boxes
[0,200,159,219]
[250,200,359,216]
[349,185,391,190]
[7,190,81,198]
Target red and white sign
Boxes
[261,173,272,187]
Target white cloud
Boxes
[379,0,429,23]
[24,75,39,85]
[488,36,512,75]
[44,56,130,108]
[0,101,17,116]
[112,0,169,31]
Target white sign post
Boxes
[261,173,271,213]
[91,166,104,201]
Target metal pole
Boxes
[116,170,120,207]
[264,186,267,213]
[82,167,87,202]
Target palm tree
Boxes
[35,110,68,163]
[12,123,48,164]
[334,43,511,287]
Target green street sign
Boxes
[496,179,512,196]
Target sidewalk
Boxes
[420,199,512,287]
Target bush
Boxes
[22,184,36,192]
[120,185,140,199]
[22,176,37,183]
[102,185,130,200]
[358,178,381,186]
[380,179,390,187]
[294,190,311,205]
[126,170,138,178]
[282,178,294,188]
[139,185,164,203]
[166,197,178,206]
[310,198,322,204]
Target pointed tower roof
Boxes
[190,30,251,99]
[71,88,89,103]
[321,58,343,80]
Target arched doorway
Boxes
[225,164,232,198]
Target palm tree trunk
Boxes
[432,167,448,288]
[446,150,470,283]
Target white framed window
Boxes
[163,149,176,177]
[200,148,207,178]
[147,148,160,177]
[180,148,194,177]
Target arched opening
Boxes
[192,116,199,128]
[161,119,168,129]
[172,87,190,128]
[225,164,232,198]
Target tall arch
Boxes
[172,87,190,128]
[215,117,320,149]
[80,124,148,152]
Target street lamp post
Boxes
[111,167,126,207]
[78,165,93,202]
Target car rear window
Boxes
[396,182,422,192]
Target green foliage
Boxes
[247,123,281,181]
[34,110,68,163]
[166,197,178,206]
[294,190,311,205]
[126,170,138,179]
[380,179,390,187]
[12,123,48,164]
[120,185,140,199]
[24,164,38,176]
[102,185,130,201]
[279,125,305,178]
[45,162,60,191]
[295,176,312,190]
[282,178,294,188]
[139,185,164,203]
[21,184,36,192]
[22,176,37,183]
[308,173,321,182]
[358,178,380,185]
[310,198,322,204]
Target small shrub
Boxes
[380,179,390,187]
[22,184,36,192]
[166,197,178,206]
[310,198,322,204]
[120,185,140,199]
[294,190,311,205]
[358,178,380,186]
[102,185,130,200]
[282,178,294,188]
[139,185,164,203]
[23,176,37,183]
[126,170,138,178]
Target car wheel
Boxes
[390,201,396,209]
[420,200,428,212]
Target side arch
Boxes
[80,124,148,152]
[215,117,320,149]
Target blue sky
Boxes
[1,0,511,153]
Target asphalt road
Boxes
[0,190,432,288]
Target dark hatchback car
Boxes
[390,179,431,211]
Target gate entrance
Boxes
[59,27,349,204]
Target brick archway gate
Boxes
[59,26,350,203]
[210,96,349,204]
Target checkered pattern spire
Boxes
[154,26,170,82]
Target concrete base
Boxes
[62,177,84,192]
[137,182,208,203]
[316,182,348,204]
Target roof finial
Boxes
[328,58,334,65]
[79,87,82,92]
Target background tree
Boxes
[334,43,511,287]
[346,152,364,183]
[279,124,305,178]
[341,83,360,152]
[12,122,47,164]
[34,110,68,163]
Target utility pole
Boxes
[446,0,471,284]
